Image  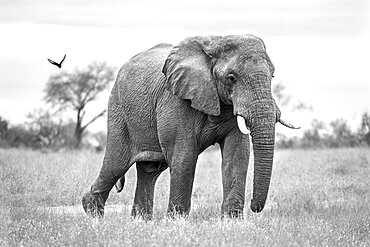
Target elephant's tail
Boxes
[115,176,125,193]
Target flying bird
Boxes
[47,54,66,69]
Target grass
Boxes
[0,148,369,246]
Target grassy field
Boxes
[0,147,369,246]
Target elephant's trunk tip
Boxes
[250,199,265,213]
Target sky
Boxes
[0,0,369,135]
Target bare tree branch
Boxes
[81,109,106,131]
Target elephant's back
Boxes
[109,43,174,151]
[114,43,174,107]
[116,43,173,91]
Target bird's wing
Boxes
[48,58,59,66]
[60,54,66,64]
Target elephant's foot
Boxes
[82,192,105,218]
[221,201,244,219]
[167,203,190,218]
[221,209,244,219]
[131,204,153,220]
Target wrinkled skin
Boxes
[82,35,295,219]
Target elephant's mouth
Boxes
[236,115,251,135]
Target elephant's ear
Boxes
[162,37,220,116]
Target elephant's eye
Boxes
[227,74,237,83]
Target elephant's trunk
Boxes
[236,99,276,213]
[233,73,277,213]
[250,119,275,213]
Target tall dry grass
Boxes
[0,148,369,246]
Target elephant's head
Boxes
[162,35,298,213]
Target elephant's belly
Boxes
[125,115,162,153]
[129,150,166,164]
[120,91,162,152]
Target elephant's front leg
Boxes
[220,130,250,218]
[131,161,167,219]
[167,142,198,216]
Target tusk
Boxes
[278,119,301,129]
[237,115,251,135]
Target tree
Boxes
[360,112,370,146]
[0,116,8,139]
[26,108,62,148]
[328,119,358,147]
[272,81,313,112]
[0,116,39,148]
[83,131,106,152]
[301,119,327,148]
[272,81,291,107]
[2,125,37,148]
[44,62,115,148]
[292,100,314,112]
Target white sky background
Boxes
[0,0,369,135]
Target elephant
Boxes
[82,34,298,219]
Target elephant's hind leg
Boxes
[82,123,132,217]
[82,156,131,217]
[131,161,168,219]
